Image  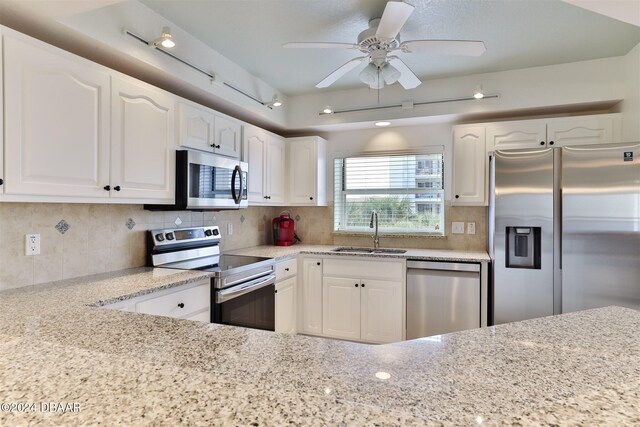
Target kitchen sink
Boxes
[332,247,407,254]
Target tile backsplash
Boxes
[0,201,486,290]
[0,203,274,290]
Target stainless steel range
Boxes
[148,226,276,331]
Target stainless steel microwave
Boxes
[145,150,248,211]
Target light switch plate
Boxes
[25,233,41,256]
[452,222,465,234]
[467,222,476,235]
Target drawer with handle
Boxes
[275,258,297,281]
[136,282,210,319]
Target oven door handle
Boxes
[231,165,243,205]
[216,274,275,303]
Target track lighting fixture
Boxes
[322,106,334,114]
[149,26,175,49]
[473,86,485,99]
[265,94,283,108]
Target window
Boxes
[334,152,444,234]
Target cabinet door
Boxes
[266,135,286,204]
[4,35,110,198]
[452,126,487,206]
[360,279,403,343]
[288,138,317,205]
[243,125,267,202]
[301,258,323,335]
[0,35,4,196]
[178,102,214,152]
[547,116,615,146]
[214,115,241,159]
[487,121,547,150]
[322,277,361,340]
[275,277,297,334]
[111,77,175,203]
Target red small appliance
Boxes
[273,211,295,246]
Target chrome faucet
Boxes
[369,210,379,249]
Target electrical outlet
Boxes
[467,222,476,235]
[452,222,465,234]
[227,223,233,235]
[25,234,41,256]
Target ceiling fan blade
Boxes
[388,56,421,89]
[316,57,368,88]
[283,42,360,49]
[400,40,486,56]
[376,1,415,42]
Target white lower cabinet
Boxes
[322,277,361,340]
[304,256,405,344]
[300,258,323,335]
[275,276,297,334]
[103,279,211,322]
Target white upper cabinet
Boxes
[266,134,286,205]
[487,115,619,150]
[178,100,241,158]
[178,102,214,152]
[214,114,242,159]
[3,34,111,198]
[547,115,617,146]
[110,76,175,203]
[287,136,327,206]
[452,126,487,206]
[487,120,547,151]
[242,125,285,205]
[0,34,4,196]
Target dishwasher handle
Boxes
[406,260,480,273]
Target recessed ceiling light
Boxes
[375,121,391,127]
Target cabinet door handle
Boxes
[316,262,321,266]
[114,186,121,192]
[309,196,313,200]
[177,303,184,308]
[549,141,555,146]
[354,283,359,287]
[103,185,111,191]
[361,283,366,288]
[540,141,545,146]
[274,290,278,294]
[455,195,459,199]
[0,178,4,186]
[285,268,289,271]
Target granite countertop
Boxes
[227,244,491,263]
[1,268,639,425]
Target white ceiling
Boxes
[140,0,640,97]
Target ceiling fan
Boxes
[283,1,486,90]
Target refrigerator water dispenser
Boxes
[505,227,541,269]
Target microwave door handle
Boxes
[231,165,242,204]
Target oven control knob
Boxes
[205,229,213,237]
[212,229,219,236]
[166,232,175,240]
[155,233,165,242]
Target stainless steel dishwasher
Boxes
[406,260,480,339]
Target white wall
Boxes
[620,42,640,142]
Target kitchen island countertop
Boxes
[1,267,639,426]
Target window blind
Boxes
[334,152,444,234]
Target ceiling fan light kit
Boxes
[284,1,486,91]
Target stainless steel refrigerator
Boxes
[490,142,640,325]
